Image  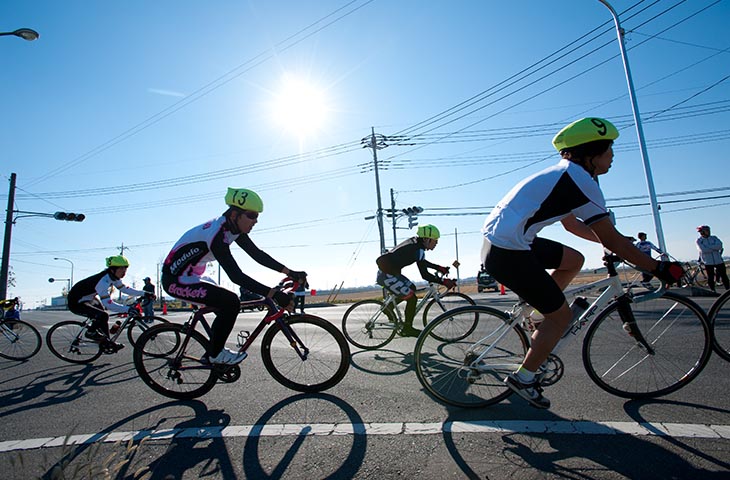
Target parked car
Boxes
[477,269,499,292]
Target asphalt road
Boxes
[1,290,729,479]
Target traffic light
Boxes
[53,212,86,222]
[402,206,423,229]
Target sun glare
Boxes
[271,75,329,138]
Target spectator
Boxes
[696,225,729,292]
[1,297,21,320]
[635,232,665,287]
[142,277,156,319]
[294,279,309,314]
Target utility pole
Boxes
[363,128,386,255]
[0,173,17,300]
[390,188,397,247]
[118,243,129,256]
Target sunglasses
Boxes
[241,210,259,220]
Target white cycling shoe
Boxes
[208,348,247,365]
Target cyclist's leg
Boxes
[69,299,109,337]
[378,271,418,335]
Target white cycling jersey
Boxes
[482,159,609,250]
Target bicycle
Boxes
[46,297,169,364]
[0,314,42,361]
[341,274,476,350]
[133,279,350,400]
[414,254,712,408]
[679,260,709,289]
[708,288,730,362]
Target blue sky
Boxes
[2,0,729,308]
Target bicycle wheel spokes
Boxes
[341,300,396,350]
[710,290,730,361]
[262,315,350,393]
[415,306,529,408]
[127,315,170,347]
[46,321,102,364]
[0,320,42,360]
[583,292,711,398]
[422,291,475,329]
[133,325,217,400]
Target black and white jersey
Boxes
[67,270,145,313]
[482,159,609,250]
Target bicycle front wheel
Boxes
[414,306,529,408]
[422,292,477,341]
[46,320,102,364]
[341,299,396,350]
[127,315,170,347]
[583,292,712,398]
[262,314,350,393]
[133,323,216,400]
[0,319,42,360]
[709,289,730,361]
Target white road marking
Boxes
[1,420,728,452]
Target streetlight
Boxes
[54,257,74,287]
[0,28,40,41]
[48,277,71,292]
[596,0,666,252]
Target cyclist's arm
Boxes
[561,214,600,242]
[211,234,271,297]
[235,234,288,273]
[96,277,135,313]
[589,218,658,272]
[417,260,441,284]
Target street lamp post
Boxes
[48,277,71,292]
[596,0,666,252]
[54,257,74,287]
[0,28,39,41]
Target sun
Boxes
[270,74,329,138]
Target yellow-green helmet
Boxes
[552,117,619,152]
[417,224,440,240]
[225,187,263,213]
[106,255,129,268]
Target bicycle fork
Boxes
[616,296,655,355]
[276,316,309,361]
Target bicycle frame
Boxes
[381,282,449,324]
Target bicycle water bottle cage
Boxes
[237,330,250,348]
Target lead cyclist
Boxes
[161,187,307,365]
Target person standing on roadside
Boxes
[696,225,729,292]
[142,277,156,318]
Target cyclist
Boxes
[375,224,456,337]
[161,187,307,365]
[1,297,21,320]
[67,255,148,352]
[480,117,684,409]
[635,232,665,287]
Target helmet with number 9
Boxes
[225,187,264,213]
[552,117,619,152]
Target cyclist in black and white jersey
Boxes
[161,187,307,365]
[376,224,456,337]
[67,255,148,351]
[481,117,684,409]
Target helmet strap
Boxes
[224,209,242,234]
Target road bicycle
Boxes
[708,288,730,362]
[341,274,475,350]
[46,297,169,364]
[133,279,350,400]
[0,314,42,361]
[414,254,712,408]
[678,260,709,289]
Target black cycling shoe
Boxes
[84,329,105,342]
[400,325,422,337]
[101,340,125,354]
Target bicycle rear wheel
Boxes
[0,319,42,360]
[422,292,478,341]
[709,289,730,361]
[46,320,102,364]
[127,315,170,347]
[583,292,712,398]
[262,314,350,393]
[414,306,529,408]
[341,299,397,350]
[133,324,216,400]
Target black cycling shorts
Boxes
[481,237,566,315]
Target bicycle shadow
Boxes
[241,393,366,479]
[349,348,414,376]
[40,400,237,480]
[439,406,729,479]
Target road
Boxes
[1,290,729,479]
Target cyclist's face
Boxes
[113,266,128,278]
[593,145,614,175]
[235,209,258,233]
[424,238,438,250]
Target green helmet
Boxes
[225,187,264,213]
[417,224,440,240]
[106,255,129,268]
[552,117,619,152]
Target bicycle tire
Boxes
[133,323,215,400]
[709,289,730,362]
[341,299,397,350]
[262,314,350,393]
[126,315,170,347]
[583,291,712,399]
[421,291,477,341]
[46,320,102,364]
[414,305,530,408]
[0,319,42,360]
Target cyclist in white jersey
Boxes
[481,117,684,409]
